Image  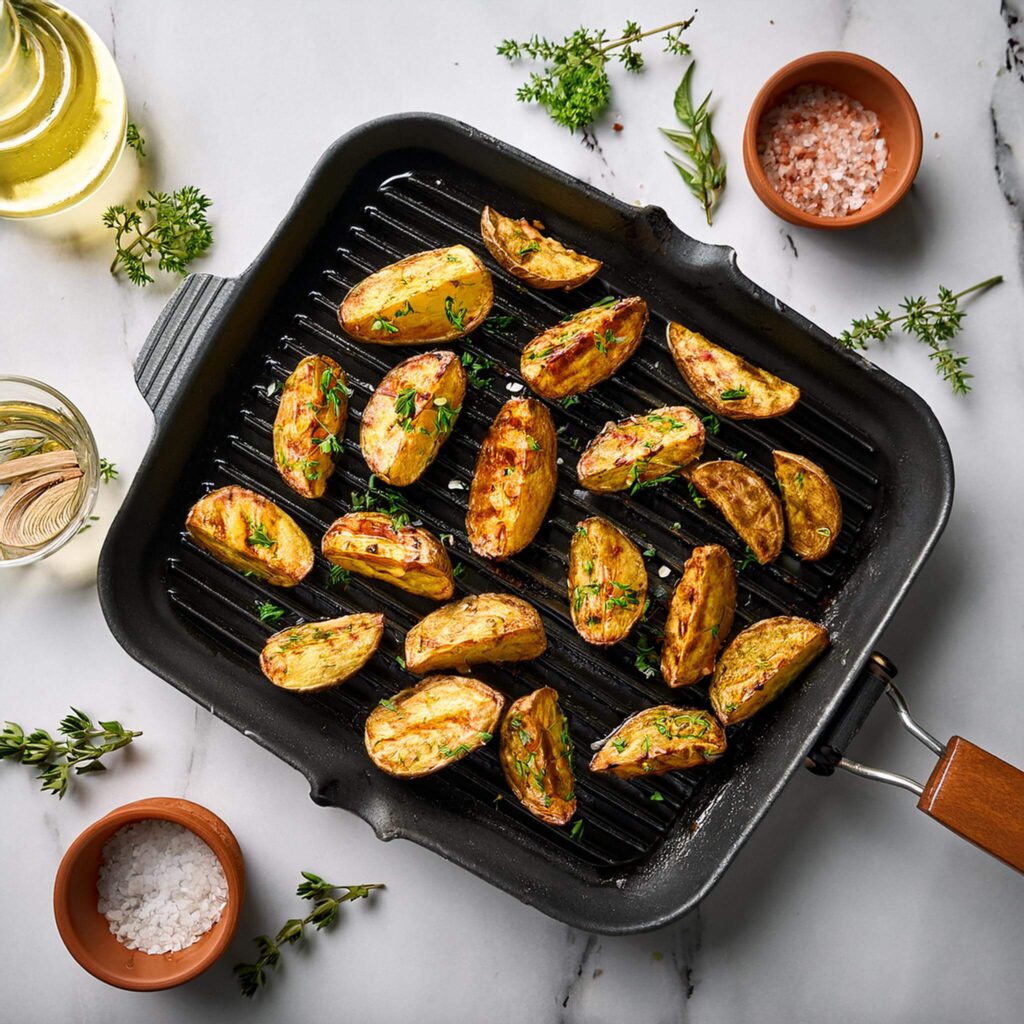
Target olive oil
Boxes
[0,0,126,218]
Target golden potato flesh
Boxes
[359,350,466,486]
[568,517,647,645]
[273,354,349,499]
[339,245,494,344]
[466,398,557,560]
[666,321,800,420]
[773,451,842,561]
[322,511,454,600]
[710,616,830,726]
[576,406,704,494]
[185,485,314,586]
[260,613,384,692]
[661,544,736,688]
[365,675,505,779]
[479,206,602,291]
[500,687,576,825]
[687,461,784,565]
[590,706,726,779]
[405,592,547,674]
[520,296,648,399]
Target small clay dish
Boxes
[743,51,923,229]
[53,797,245,991]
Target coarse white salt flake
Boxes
[756,84,888,218]
[97,819,228,955]
[658,565,672,579]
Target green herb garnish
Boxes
[634,631,660,678]
[257,601,285,624]
[838,277,1002,395]
[701,413,720,435]
[371,316,399,334]
[234,873,383,997]
[433,397,459,435]
[0,709,141,798]
[104,186,213,287]
[125,122,145,156]
[497,19,694,134]
[394,387,418,433]
[444,296,467,331]
[99,458,118,483]
[351,474,415,527]
[517,242,541,257]
[326,565,350,588]
[461,347,495,388]
[661,61,726,225]
[719,386,748,401]
[245,516,275,549]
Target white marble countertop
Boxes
[4,1,1024,1020]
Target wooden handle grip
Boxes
[918,736,1024,873]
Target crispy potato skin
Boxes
[322,512,454,600]
[339,245,494,344]
[360,350,466,486]
[666,322,800,420]
[661,545,736,687]
[185,485,314,586]
[773,451,842,560]
[405,592,547,674]
[590,706,726,779]
[521,297,648,399]
[466,398,557,559]
[500,687,576,825]
[688,461,784,565]
[273,355,348,498]
[568,517,647,645]
[577,406,704,494]
[480,206,602,291]
[260,613,384,692]
[710,616,830,726]
[365,675,505,779]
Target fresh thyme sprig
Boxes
[838,277,1002,395]
[125,122,145,156]
[0,708,141,798]
[234,872,383,998]
[103,186,214,287]
[661,61,725,225]
[352,474,415,527]
[497,18,694,133]
[99,458,118,483]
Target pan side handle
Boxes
[134,273,237,421]
[918,738,1024,873]
[808,653,1024,875]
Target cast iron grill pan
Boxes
[100,115,952,933]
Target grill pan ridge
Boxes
[99,114,953,933]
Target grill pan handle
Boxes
[134,273,238,420]
[807,653,1024,874]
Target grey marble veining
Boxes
[3,2,1024,1022]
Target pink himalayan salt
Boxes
[756,84,888,218]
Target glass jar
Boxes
[0,0,126,219]
[0,376,99,567]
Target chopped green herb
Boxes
[98,458,118,483]
[570,818,585,842]
[460,347,495,388]
[701,413,720,435]
[245,516,275,549]
[527,435,541,452]
[517,241,541,257]
[125,121,145,156]
[444,296,467,331]
[649,790,664,802]
[719,386,748,401]
[634,631,659,678]
[393,300,415,318]
[395,654,407,670]
[257,601,285,624]
[394,387,418,433]
[560,395,580,409]
[371,316,399,334]
[379,698,400,713]
[433,397,460,435]
[351,474,415,528]
[327,565,351,588]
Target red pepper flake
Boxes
[612,122,624,132]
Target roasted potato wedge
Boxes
[521,296,648,399]
[568,517,647,645]
[322,511,454,600]
[661,545,736,687]
[666,321,800,420]
[500,687,576,825]
[260,613,384,692]
[360,350,466,486]
[577,406,704,494]
[466,398,557,559]
[339,245,494,344]
[480,206,602,291]
[273,354,348,498]
[185,485,314,586]
[710,616,830,726]
[773,451,842,561]
[687,461,784,565]
[365,675,505,779]
[590,706,726,779]
[405,592,547,674]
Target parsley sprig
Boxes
[661,61,725,225]
[838,277,1002,395]
[497,18,694,134]
[234,872,383,997]
[352,474,415,527]
[0,709,141,798]
[103,186,213,287]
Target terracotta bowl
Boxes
[743,51,923,229]
[53,797,245,991]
